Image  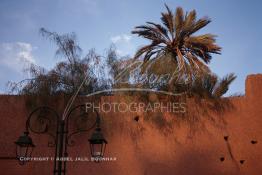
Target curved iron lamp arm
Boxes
[65,104,100,146]
[25,106,60,147]
[26,106,60,132]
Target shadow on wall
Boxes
[144,149,239,175]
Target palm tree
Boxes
[189,73,237,98]
[132,4,221,80]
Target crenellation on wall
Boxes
[245,74,262,100]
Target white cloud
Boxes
[0,42,36,72]
[111,34,132,44]
[110,34,134,57]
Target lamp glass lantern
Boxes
[88,127,107,160]
[14,132,35,165]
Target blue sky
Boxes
[0,0,261,95]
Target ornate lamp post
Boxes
[15,104,107,175]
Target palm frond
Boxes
[160,4,174,36]
[187,17,211,36]
[213,73,237,97]
[175,7,184,37]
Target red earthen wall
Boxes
[0,74,261,175]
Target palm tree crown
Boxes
[132,4,221,78]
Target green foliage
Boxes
[8,5,236,104]
[132,4,221,81]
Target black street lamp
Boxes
[88,118,108,160]
[15,131,35,165]
[14,104,108,175]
